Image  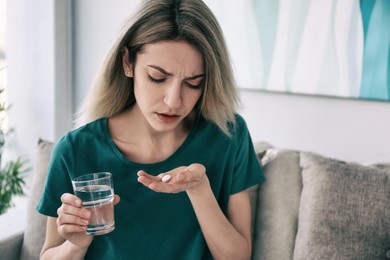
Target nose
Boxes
[163,82,182,109]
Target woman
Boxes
[37,0,264,259]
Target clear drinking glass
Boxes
[72,172,115,235]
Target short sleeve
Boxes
[36,135,75,217]
[230,116,265,194]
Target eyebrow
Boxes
[148,65,206,80]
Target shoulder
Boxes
[200,113,248,135]
[71,118,106,135]
[229,114,250,139]
[70,118,106,140]
[198,114,250,149]
[54,118,107,152]
[233,114,248,129]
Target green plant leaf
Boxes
[0,158,28,214]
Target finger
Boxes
[57,222,88,235]
[179,166,205,183]
[138,168,192,192]
[137,170,151,177]
[148,173,191,193]
[159,166,187,177]
[61,193,83,207]
[137,170,163,186]
[57,211,90,227]
[57,203,91,220]
[172,170,197,183]
[157,167,188,183]
[147,182,179,193]
[137,174,175,192]
[137,170,161,181]
[113,195,120,206]
[187,163,206,174]
[141,171,186,192]
[137,175,153,187]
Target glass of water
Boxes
[72,172,115,235]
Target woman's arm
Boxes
[137,164,253,260]
[187,179,252,260]
[40,193,94,260]
[40,217,90,260]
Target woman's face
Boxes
[125,40,204,133]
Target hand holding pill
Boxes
[137,163,207,193]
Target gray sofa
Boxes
[1,139,390,260]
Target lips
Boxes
[156,113,180,123]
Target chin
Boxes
[148,119,182,133]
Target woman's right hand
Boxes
[56,193,94,249]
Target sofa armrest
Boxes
[0,231,23,260]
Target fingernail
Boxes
[75,199,81,206]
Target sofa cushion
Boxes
[20,139,53,260]
[252,146,302,260]
[249,142,273,239]
[294,152,390,260]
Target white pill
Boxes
[162,175,172,183]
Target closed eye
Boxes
[185,81,202,90]
[148,74,166,84]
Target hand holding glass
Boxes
[72,172,115,235]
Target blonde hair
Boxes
[74,0,239,136]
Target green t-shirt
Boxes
[36,113,265,260]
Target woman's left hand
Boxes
[137,163,207,193]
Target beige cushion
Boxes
[294,152,390,260]
[252,147,302,260]
[20,139,53,260]
[249,142,273,238]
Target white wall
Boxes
[72,0,142,108]
[239,90,390,164]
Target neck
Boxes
[107,104,196,163]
